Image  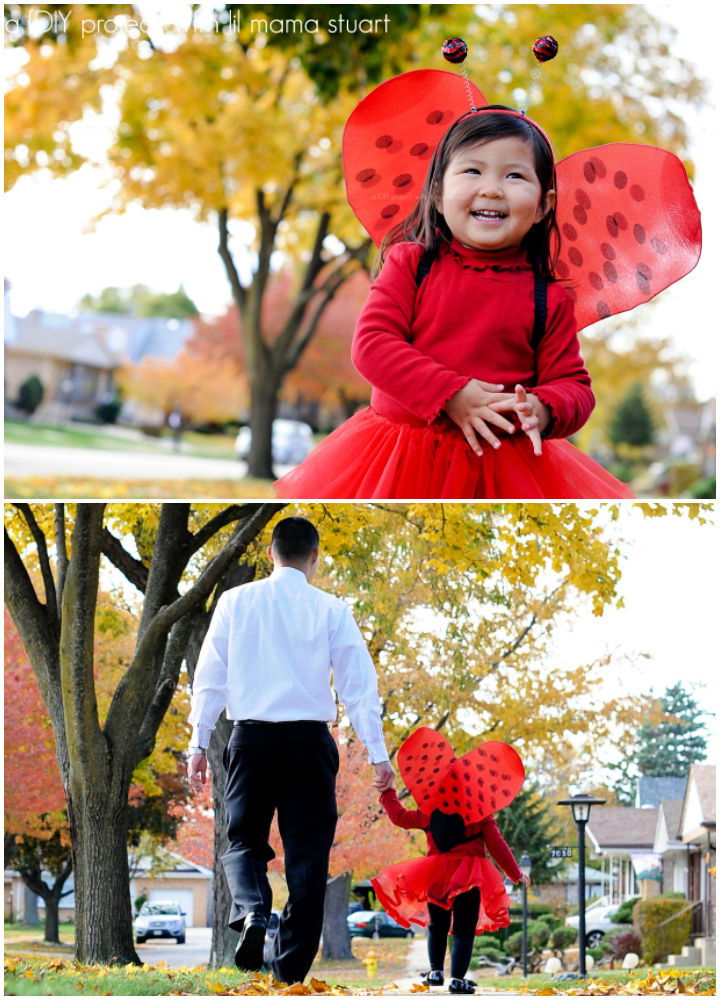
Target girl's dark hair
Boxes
[377,107,560,280]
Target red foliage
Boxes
[4,609,66,838]
[189,268,372,420]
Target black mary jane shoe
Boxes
[448,978,476,994]
[234,913,268,971]
[423,969,445,986]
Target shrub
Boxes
[690,476,716,500]
[634,897,692,964]
[17,375,44,414]
[609,928,642,960]
[506,920,550,958]
[611,897,641,925]
[96,398,122,424]
[471,946,507,967]
[548,925,577,957]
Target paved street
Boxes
[4,442,293,482]
[136,926,212,969]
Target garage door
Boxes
[149,888,195,927]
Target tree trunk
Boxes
[69,796,139,965]
[208,715,238,969]
[322,872,353,959]
[24,885,39,926]
[246,378,278,480]
[44,893,61,944]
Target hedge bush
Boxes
[611,896,640,925]
[633,897,692,963]
[609,928,642,960]
[17,375,44,414]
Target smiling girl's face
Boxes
[437,136,555,252]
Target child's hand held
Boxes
[445,380,517,456]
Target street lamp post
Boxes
[519,853,532,977]
[557,793,606,977]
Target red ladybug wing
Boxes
[432,741,525,824]
[343,69,486,245]
[554,144,701,331]
[397,726,457,811]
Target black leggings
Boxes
[427,887,480,979]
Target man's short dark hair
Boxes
[271,516,320,562]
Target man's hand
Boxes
[444,379,516,455]
[187,752,208,792]
[373,761,395,793]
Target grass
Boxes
[3,922,75,952]
[3,934,411,993]
[4,477,276,499]
[5,419,239,460]
[483,965,716,991]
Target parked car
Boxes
[235,419,313,465]
[347,910,415,938]
[565,901,624,947]
[135,900,186,944]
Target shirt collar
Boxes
[271,565,309,584]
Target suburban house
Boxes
[587,805,661,904]
[4,308,191,423]
[5,849,212,929]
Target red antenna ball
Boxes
[533,35,559,62]
[442,37,468,64]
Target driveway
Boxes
[136,926,212,969]
[4,442,293,482]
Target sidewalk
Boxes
[381,936,520,996]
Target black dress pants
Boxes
[221,721,339,984]
[427,887,480,979]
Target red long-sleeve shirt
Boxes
[351,239,595,440]
[380,789,524,883]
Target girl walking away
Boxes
[276,45,700,500]
[370,728,529,994]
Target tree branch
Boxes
[218,207,247,311]
[101,528,149,593]
[189,503,261,555]
[54,504,68,608]
[14,503,58,627]
[104,503,281,751]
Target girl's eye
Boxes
[507,172,525,179]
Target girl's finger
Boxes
[472,417,501,450]
[487,398,518,412]
[476,380,505,392]
[463,423,483,456]
[515,383,528,403]
[526,427,543,456]
[483,409,516,434]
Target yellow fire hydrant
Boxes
[362,949,379,978]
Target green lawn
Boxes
[5,419,238,460]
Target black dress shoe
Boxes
[423,969,444,985]
[234,913,268,971]
[448,979,475,994]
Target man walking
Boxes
[187,516,393,984]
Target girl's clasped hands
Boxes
[444,380,550,456]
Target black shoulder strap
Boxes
[531,273,548,352]
[415,248,435,287]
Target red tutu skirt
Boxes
[371,851,511,935]
[275,408,634,500]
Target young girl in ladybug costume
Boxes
[370,728,529,995]
[275,53,700,501]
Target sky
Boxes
[3,3,719,398]
[545,503,717,767]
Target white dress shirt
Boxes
[188,566,389,763]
